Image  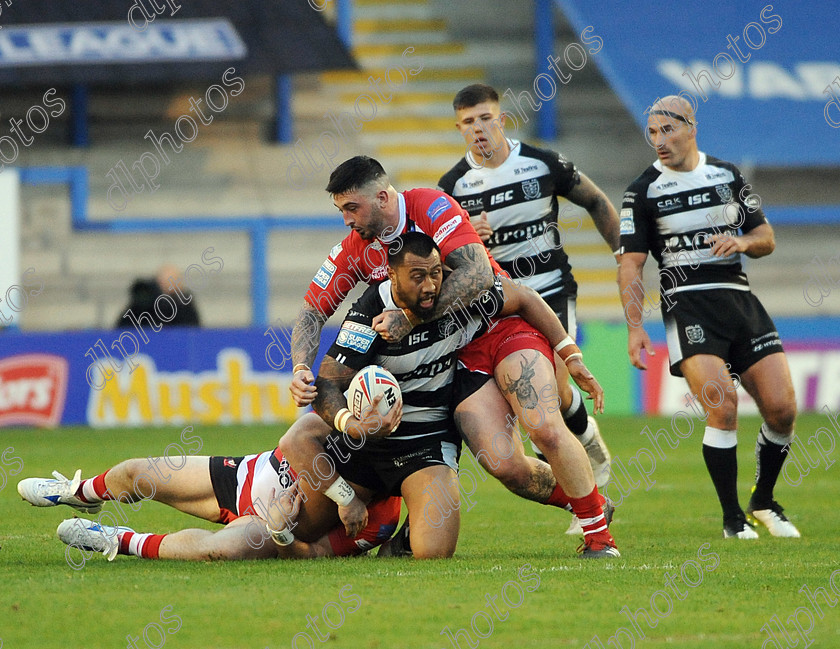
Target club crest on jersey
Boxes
[521,178,541,200]
[438,316,458,338]
[715,184,733,202]
[337,322,377,353]
[685,324,705,344]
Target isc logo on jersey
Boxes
[337,322,377,353]
[313,259,337,289]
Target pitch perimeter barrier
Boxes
[0,315,837,428]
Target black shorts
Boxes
[663,289,783,377]
[452,368,493,406]
[543,292,577,340]
[323,433,460,497]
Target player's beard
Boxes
[411,292,437,320]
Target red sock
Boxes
[78,471,113,503]
[546,484,573,511]
[119,532,167,559]
[569,487,615,547]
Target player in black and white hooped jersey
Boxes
[438,83,620,507]
[618,95,800,541]
[284,231,616,559]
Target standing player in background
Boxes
[617,95,800,539]
[438,84,620,497]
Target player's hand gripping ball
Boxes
[346,365,401,419]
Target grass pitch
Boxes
[1,414,838,649]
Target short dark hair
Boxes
[325,156,388,195]
[453,84,500,111]
[388,232,440,268]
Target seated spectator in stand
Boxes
[115,264,200,328]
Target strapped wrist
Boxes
[324,476,355,507]
[267,524,295,546]
[334,408,352,433]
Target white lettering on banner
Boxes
[0,20,246,67]
[651,349,840,414]
[657,60,840,100]
[86,349,298,428]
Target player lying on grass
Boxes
[290,157,617,556]
[281,231,618,559]
[17,443,401,562]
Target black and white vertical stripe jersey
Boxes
[620,152,767,296]
[326,277,504,444]
[438,139,580,299]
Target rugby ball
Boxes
[347,365,401,419]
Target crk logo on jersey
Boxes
[223,458,237,469]
[521,178,541,200]
[657,197,682,212]
[459,198,484,211]
[490,190,514,205]
[0,354,68,427]
[688,192,711,206]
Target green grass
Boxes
[1,415,839,649]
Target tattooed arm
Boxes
[289,302,328,407]
[373,242,494,341]
[565,173,621,252]
[313,355,402,440]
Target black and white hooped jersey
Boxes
[326,277,505,443]
[620,152,767,296]
[438,139,580,299]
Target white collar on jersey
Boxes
[378,280,396,309]
[653,151,707,175]
[465,138,520,170]
[379,193,406,244]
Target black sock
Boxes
[563,392,588,437]
[751,426,789,508]
[702,444,742,521]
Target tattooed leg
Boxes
[454,379,558,503]
[494,350,595,498]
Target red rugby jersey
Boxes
[305,188,502,318]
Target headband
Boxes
[649,109,695,125]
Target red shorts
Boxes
[458,315,555,375]
[328,496,402,556]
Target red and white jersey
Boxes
[305,188,503,319]
[230,448,297,520]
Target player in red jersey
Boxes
[17,444,400,562]
[286,157,617,557]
